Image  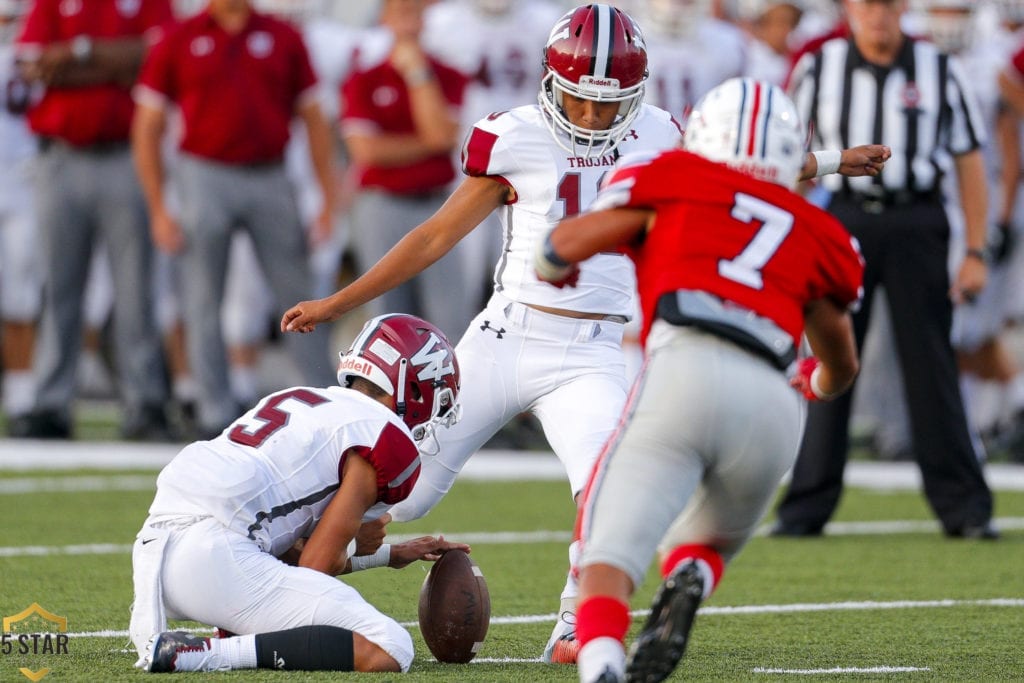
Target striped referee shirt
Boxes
[789,36,986,197]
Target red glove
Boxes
[791,356,824,401]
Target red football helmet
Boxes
[337,314,461,441]
[539,3,649,158]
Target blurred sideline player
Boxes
[535,78,863,683]
[913,0,1024,456]
[131,314,467,674]
[625,0,748,380]
[637,0,747,122]
[0,0,42,435]
[281,3,887,664]
[735,0,804,86]
[216,0,356,408]
[422,0,565,435]
[423,0,563,312]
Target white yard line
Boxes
[3,519,1024,558]
[67,597,1024,640]
[2,443,1023,491]
[753,666,931,674]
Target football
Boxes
[417,549,490,663]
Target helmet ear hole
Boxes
[410,382,423,401]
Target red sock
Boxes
[660,544,724,595]
[576,596,630,647]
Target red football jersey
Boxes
[595,149,864,345]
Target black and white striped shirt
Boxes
[790,36,986,197]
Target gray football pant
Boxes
[33,144,167,416]
[176,154,334,432]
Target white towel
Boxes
[129,525,170,664]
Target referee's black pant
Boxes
[776,196,993,534]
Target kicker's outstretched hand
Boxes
[281,298,335,333]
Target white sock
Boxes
[218,634,258,669]
[229,366,259,406]
[578,637,625,683]
[2,370,35,416]
[172,375,198,403]
[560,540,581,601]
[669,558,716,600]
[1007,374,1024,415]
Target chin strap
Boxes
[395,358,408,418]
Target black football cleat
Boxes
[624,561,704,683]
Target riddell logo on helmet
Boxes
[338,357,375,375]
[579,75,620,89]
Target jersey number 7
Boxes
[719,192,793,290]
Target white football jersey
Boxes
[644,19,748,121]
[461,103,682,316]
[743,37,790,87]
[149,386,419,558]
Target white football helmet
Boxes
[994,0,1024,27]
[0,0,26,44]
[910,0,976,54]
[254,0,325,23]
[472,0,513,16]
[173,0,206,19]
[539,4,649,158]
[636,0,713,40]
[734,0,803,23]
[683,77,805,188]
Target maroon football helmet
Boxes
[539,3,649,158]
[337,314,461,441]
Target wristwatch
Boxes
[70,35,93,63]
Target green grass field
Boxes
[1,466,1022,682]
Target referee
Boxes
[772,0,997,539]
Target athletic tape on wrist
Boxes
[809,365,832,400]
[349,544,391,572]
[812,150,842,177]
[534,232,572,282]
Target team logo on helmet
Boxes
[337,314,461,442]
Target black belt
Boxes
[835,188,941,213]
[39,137,129,155]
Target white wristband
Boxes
[349,544,391,572]
[812,149,842,177]
[809,365,833,400]
[346,538,356,558]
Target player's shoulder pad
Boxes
[463,105,546,177]
[633,104,685,141]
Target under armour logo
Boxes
[624,129,639,141]
[480,321,505,339]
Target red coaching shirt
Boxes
[16,0,173,146]
[342,53,467,195]
[135,11,317,165]
[595,150,864,345]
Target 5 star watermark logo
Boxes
[2,604,69,681]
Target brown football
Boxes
[417,549,490,663]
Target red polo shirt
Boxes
[342,55,467,195]
[17,0,173,146]
[135,11,317,165]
